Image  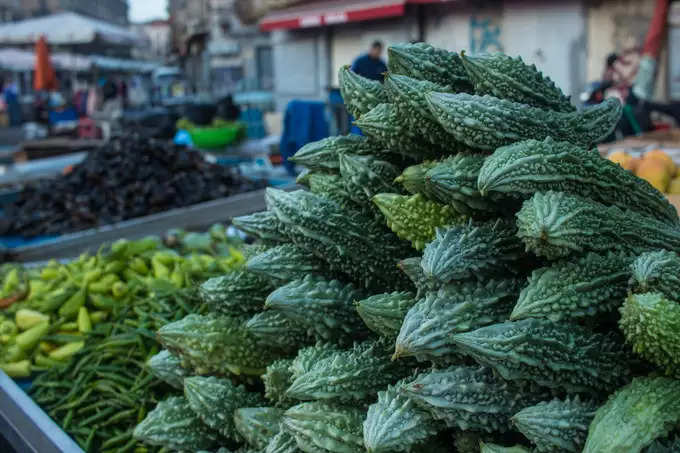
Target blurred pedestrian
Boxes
[351,40,388,82]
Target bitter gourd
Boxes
[133,396,219,451]
[267,431,301,453]
[512,397,598,453]
[645,436,680,453]
[354,103,442,160]
[398,256,439,298]
[339,65,388,119]
[246,243,329,284]
[516,191,680,260]
[373,193,462,250]
[265,275,369,343]
[421,219,525,284]
[401,366,549,432]
[363,382,439,453]
[511,252,633,322]
[283,401,365,453]
[583,376,680,453]
[147,350,187,390]
[232,211,287,245]
[245,310,311,353]
[286,340,409,402]
[266,188,412,291]
[158,313,279,376]
[355,291,416,339]
[387,42,472,91]
[460,52,574,112]
[184,376,265,440]
[480,443,531,453]
[263,358,295,407]
[395,161,438,198]
[290,343,341,379]
[427,153,508,216]
[452,319,632,393]
[339,153,403,204]
[290,135,384,172]
[478,137,679,225]
[234,407,284,449]
[629,250,680,300]
[394,278,521,362]
[426,92,622,150]
[619,292,680,377]
[199,271,273,316]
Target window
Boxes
[256,45,274,90]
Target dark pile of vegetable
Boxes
[0,137,264,237]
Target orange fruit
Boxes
[636,158,672,193]
[644,149,676,176]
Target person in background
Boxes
[348,41,387,135]
[351,40,388,82]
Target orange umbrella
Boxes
[34,35,58,91]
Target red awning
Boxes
[260,0,452,31]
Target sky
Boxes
[129,0,168,23]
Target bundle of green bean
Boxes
[30,284,203,453]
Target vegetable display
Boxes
[4,41,680,453]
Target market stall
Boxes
[0,41,679,453]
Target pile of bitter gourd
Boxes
[133,43,680,453]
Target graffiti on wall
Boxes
[469,15,503,54]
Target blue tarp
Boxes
[279,100,329,175]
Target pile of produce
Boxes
[0,227,244,378]
[125,44,680,453]
[608,148,680,194]
[0,137,263,237]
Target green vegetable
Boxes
[421,219,525,285]
[373,193,462,250]
[452,319,632,393]
[387,42,472,91]
[290,134,385,172]
[184,376,265,440]
[232,210,287,245]
[58,289,86,319]
[158,313,280,376]
[290,343,341,379]
[460,52,574,112]
[583,376,680,453]
[247,244,330,283]
[133,396,219,451]
[15,309,49,330]
[398,257,438,298]
[147,350,188,390]
[266,431,301,453]
[516,191,680,260]
[480,443,532,453]
[15,321,49,352]
[266,188,412,291]
[263,358,294,407]
[76,306,91,333]
[283,402,365,453]
[395,160,438,197]
[630,250,680,300]
[199,271,273,316]
[339,65,388,119]
[427,153,509,216]
[48,341,84,361]
[477,137,679,225]
[363,382,439,453]
[355,291,416,339]
[394,278,521,362]
[511,252,633,321]
[426,92,621,150]
[512,397,598,453]
[245,310,311,352]
[619,292,680,377]
[265,275,369,344]
[286,340,409,402]
[339,153,403,204]
[234,407,284,449]
[401,366,549,432]
[0,360,31,378]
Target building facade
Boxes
[20,0,128,26]
[132,20,171,61]
[0,0,21,22]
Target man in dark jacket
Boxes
[351,41,388,82]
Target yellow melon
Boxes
[636,158,672,193]
[608,151,635,171]
[668,177,680,194]
[644,149,676,176]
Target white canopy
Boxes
[0,49,158,73]
[0,12,141,46]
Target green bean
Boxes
[77,407,116,427]
[101,429,132,449]
[84,428,96,452]
[62,409,74,429]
